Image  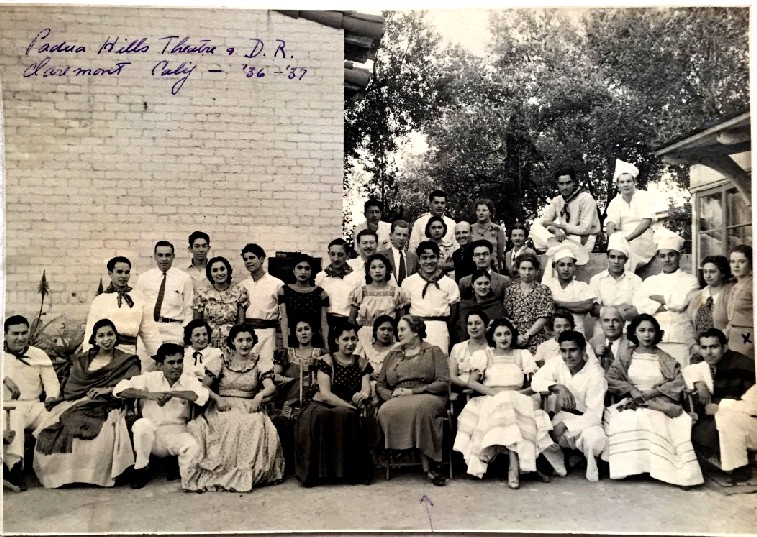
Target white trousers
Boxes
[548,408,608,481]
[716,408,757,472]
[3,400,47,468]
[253,327,276,365]
[132,418,198,479]
[424,320,450,356]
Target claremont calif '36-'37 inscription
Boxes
[22,28,310,95]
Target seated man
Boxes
[2,315,60,491]
[682,328,755,480]
[532,330,608,481]
[534,309,598,367]
[589,305,632,372]
[113,343,209,490]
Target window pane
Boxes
[698,191,723,232]
[727,225,752,251]
[700,230,724,259]
[726,188,751,228]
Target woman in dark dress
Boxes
[279,254,330,349]
[294,322,377,486]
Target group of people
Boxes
[2,159,755,493]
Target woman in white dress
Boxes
[453,317,558,489]
[605,159,657,272]
[605,314,704,487]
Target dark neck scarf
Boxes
[418,269,445,298]
[193,350,204,366]
[3,342,31,366]
[104,282,134,308]
[324,264,353,279]
[560,187,584,223]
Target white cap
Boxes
[606,232,630,257]
[614,159,639,181]
[654,229,684,253]
[546,239,589,266]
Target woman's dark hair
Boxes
[510,222,529,239]
[486,317,519,348]
[465,309,490,333]
[89,318,121,347]
[372,314,396,342]
[698,255,733,288]
[184,319,212,346]
[226,323,258,351]
[291,253,316,285]
[730,244,753,272]
[551,309,575,331]
[292,319,315,348]
[425,215,448,239]
[331,321,359,350]
[399,314,427,341]
[205,256,233,284]
[462,269,493,300]
[626,313,664,346]
[416,240,441,258]
[364,253,392,284]
[515,252,540,271]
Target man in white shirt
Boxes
[186,231,212,290]
[348,229,381,275]
[458,240,511,301]
[136,241,194,349]
[589,233,641,324]
[532,330,608,481]
[3,315,61,490]
[239,243,285,365]
[316,239,364,347]
[534,310,599,367]
[114,342,209,489]
[353,198,391,252]
[84,256,162,366]
[378,219,418,286]
[544,242,598,336]
[400,240,460,354]
[531,165,600,253]
[409,189,457,252]
[633,231,698,366]
[589,306,632,372]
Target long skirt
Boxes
[294,401,378,486]
[453,391,555,478]
[378,393,446,462]
[604,401,704,486]
[33,401,134,488]
[184,398,285,491]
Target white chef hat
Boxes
[613,159,639,181]
[654,228,684,253]
[606,232,630,257]
[546,239,589,266]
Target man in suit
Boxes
[378,219,418,286]
[589,305,632,372]
[458,240,511,301]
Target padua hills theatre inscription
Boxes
[22,28,311,95]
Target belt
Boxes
[244,318,278,329]
[119,334,138,346]
[158,317,182,324]
[421,316,447,322]
[218,389,256,399]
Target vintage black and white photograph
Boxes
[0,2,754,534]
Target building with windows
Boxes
[655,111,751,266]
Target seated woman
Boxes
[192,256,247,355]
[348,253,406,350]
[294,323,377,486]
[449,310,490,392]
[182,319,223,384]
[453,317,558,489]
[33,319,141,488]
[605,314,704,487]
[356,315,397,402]
[184,323,284,491]
[455,270,505,342]
[274,319,326,410]
[376,315,450,486]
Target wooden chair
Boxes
[2,403,20,492]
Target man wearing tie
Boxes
[378,220,418,286]
[589,305,632,372]
[136,241,194,361]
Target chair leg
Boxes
[385,450,391,481]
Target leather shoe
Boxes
[130,467,150,489]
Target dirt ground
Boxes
[3,464,756,534]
